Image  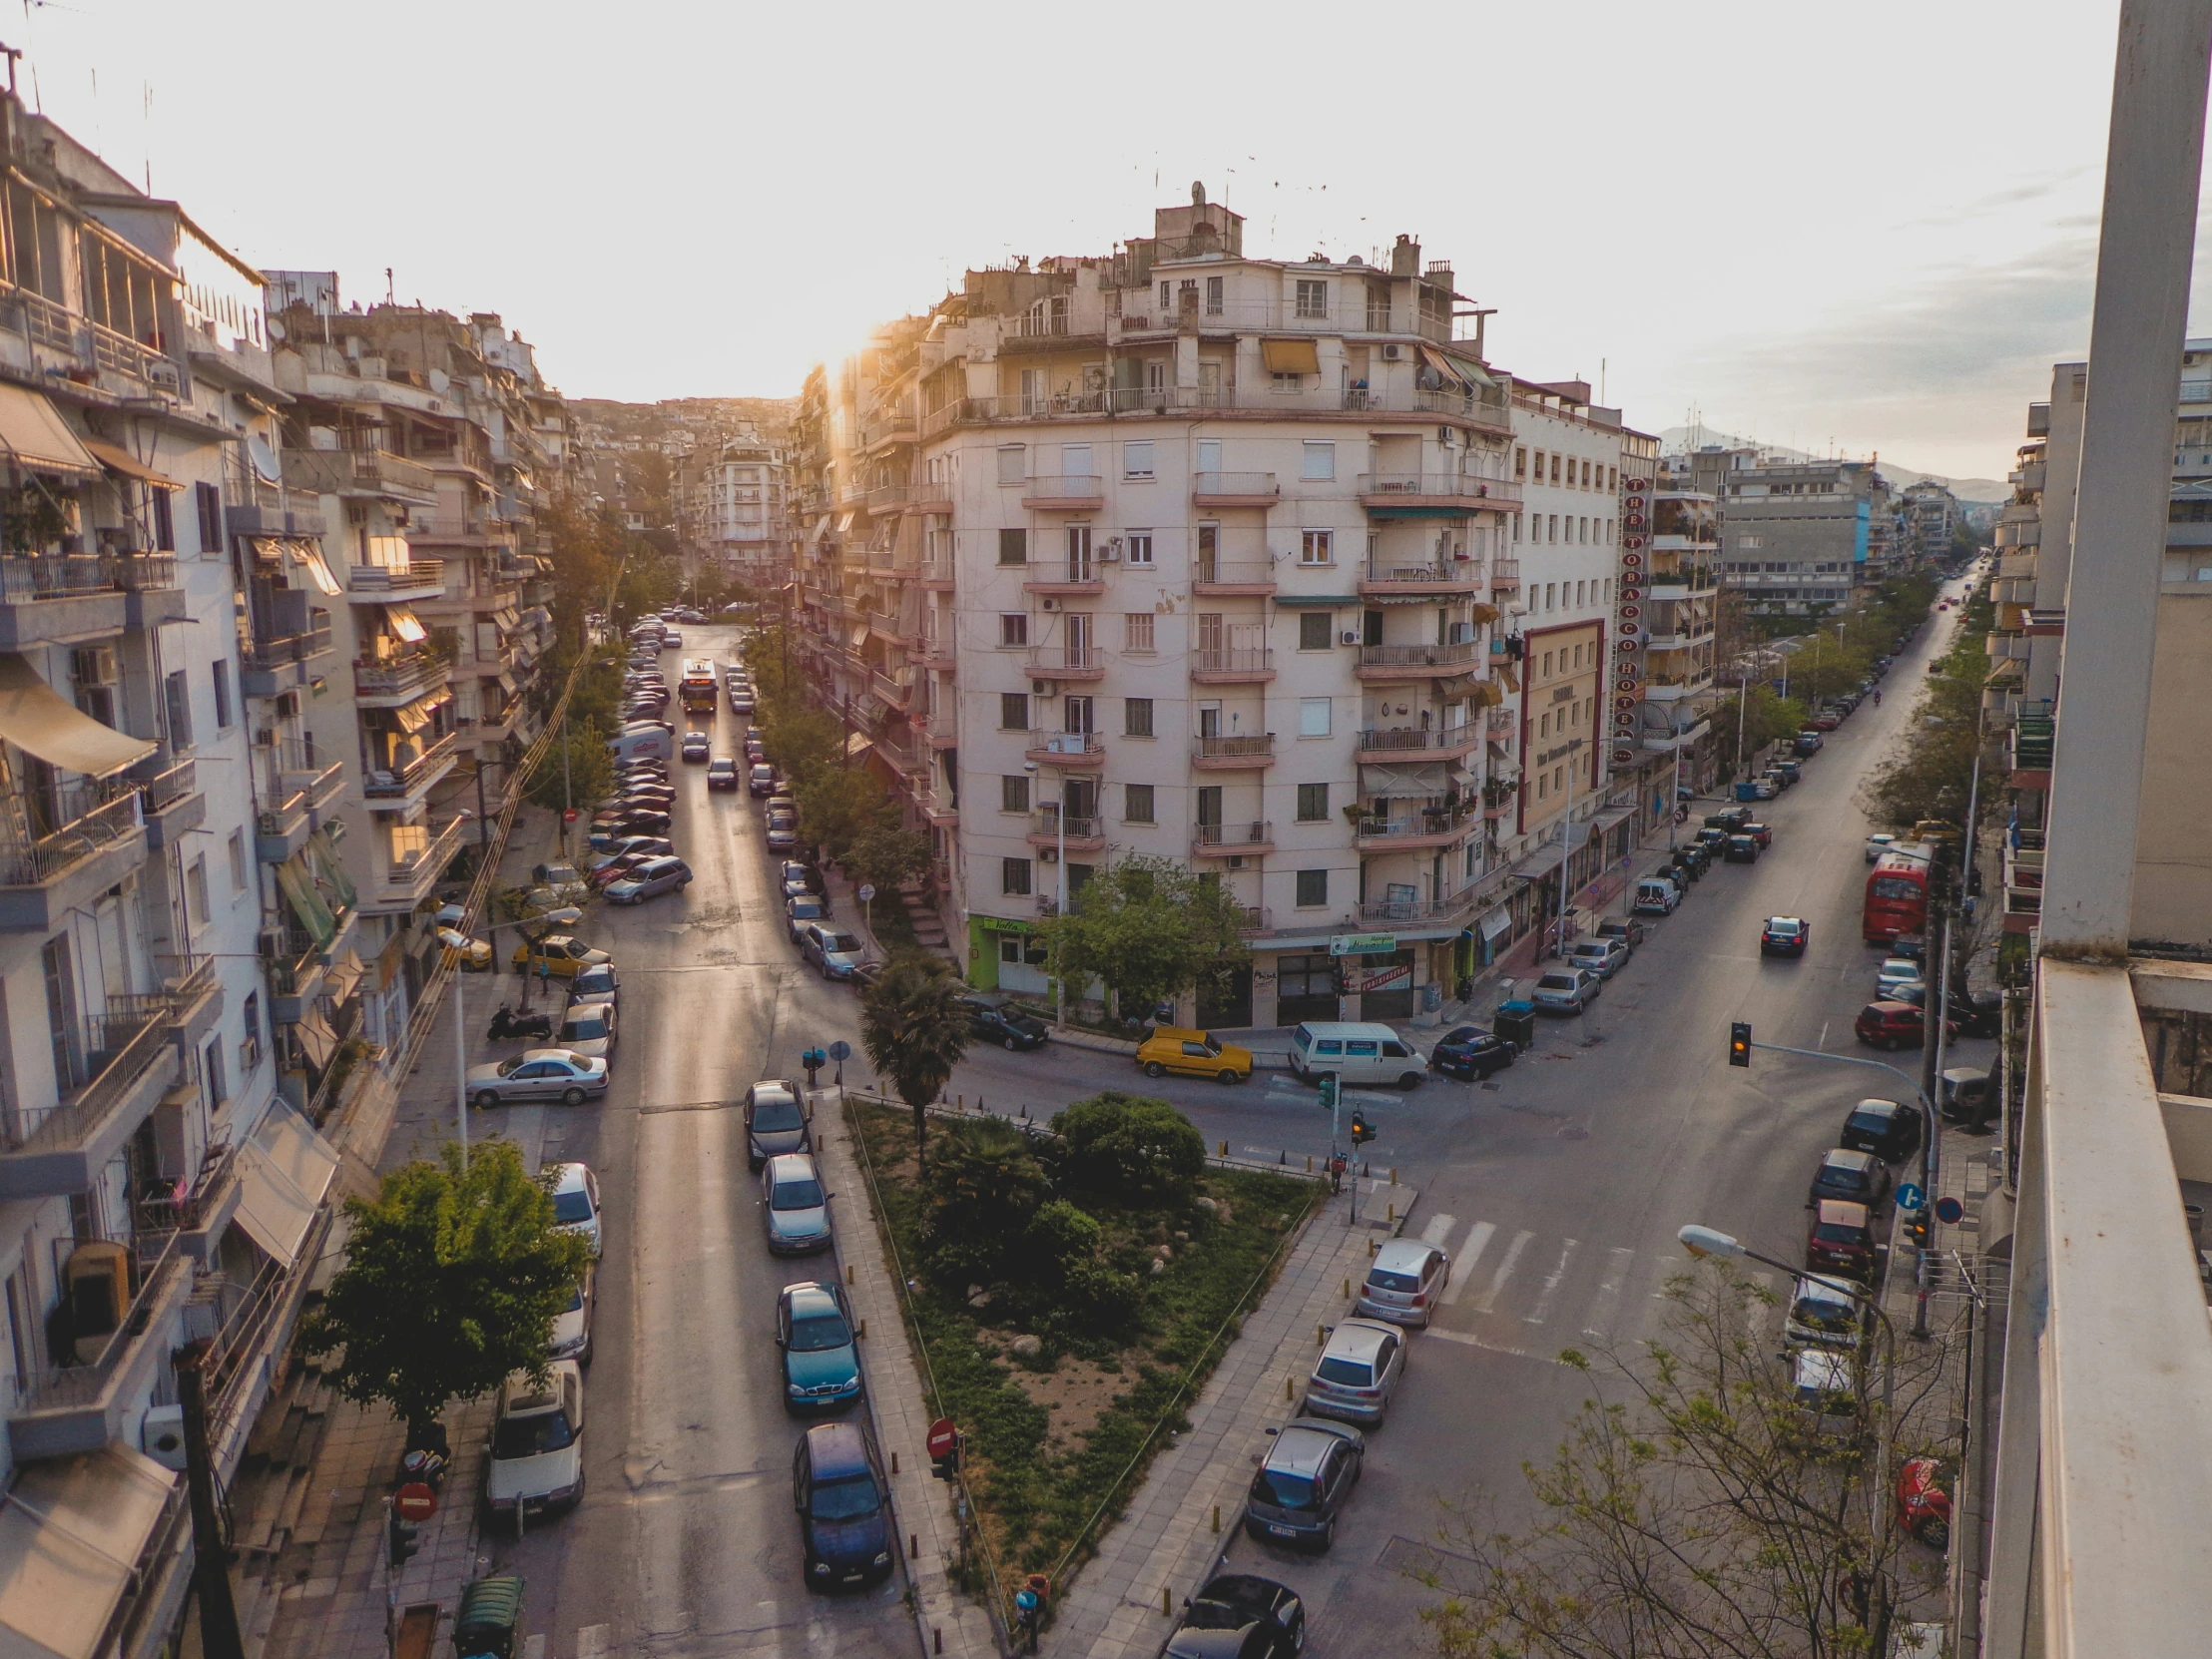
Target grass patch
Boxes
[841,1099,1316,1605]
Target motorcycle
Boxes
[1896,1455,1952,1549]
[398,1420,449,1491]
[487,1004,553,1042]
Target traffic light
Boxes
[1350,1109,1376,1146]
[1729,1022,1752,1068]
[929,1431,962,1482]
[1317,1074,1339,1112]
[386,1508,420,1569]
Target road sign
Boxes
[857,883,876,902]
[1897,1183,1925,1213]
[393,1482,438,1523]
[1935,1195,1965,1226]
[563,808,578,824]
[926,1418,957,1460]
[828,1040,850,1062]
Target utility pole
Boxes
[174,1341,245,1659]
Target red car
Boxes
[1743,823,1773,848]
[1811,713,1842,732]
[1806,1199,1879,1281]
[1855,1000,1930,1050]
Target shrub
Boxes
[918,1118,1044,1289]
[1050,1092,1207,1206]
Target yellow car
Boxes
[510,934,612,978]
[1136,1027,1253,1085]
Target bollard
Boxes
[935,1631,943,1655]
[1316,1324,1325,1345]
[858,1320,867,1339]
[1279,1149,1286,1166]
[1390,1167,1397,1186]
[1163,1586,1172,1617]
[1212,1503,1221,1533]
[1369,1237,1378,1257]
[910,1531,919,1559]
[1306,1154,1314,1173]
[847,1264,856,1286]
[1343,1278,1351,1298]
[1387,1202,1395,1224]
[892,1451,900,1474]
[1285,1376,1294,1400]
[1221,1140,1228,1157]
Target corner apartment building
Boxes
[1688,448,1895,615]
[683,434,792,590]
[792,191,1659,1022]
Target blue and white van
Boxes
[1288,1021,1426,1090]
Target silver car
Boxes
[762,1152,832,1255]
[1304,1318,1406,1425]
[465,1048,609,1107]
[1356,1238,1448,1328]
[801,925,868,981]
[1875,957,1923,999]
[607,854,692,905]
[1566,938,1629,980]
[1529,967,1601,1013]
[555,1001,617,1061]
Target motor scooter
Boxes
[487,1005,552,1042]
[398,1420,449,1491]
[1896,1456,1951,1549]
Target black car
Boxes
[959,994,1049,1052]
[707,758,740,792]
[1952,989,2003,1039]
[778,859,827,897]
[1838,1098,1923,1165]
[1760,916,1809,957]
[1166,1575,1306,1659]
[793,1421,892,1590]
[1429,1025,1516,1080]
[1723,834,1760,863]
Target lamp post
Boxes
[437,903,582,1172]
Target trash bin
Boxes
[1419,982,1442,1014]
[1494,1000,1537,1050]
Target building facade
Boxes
[1692,448,1894,615]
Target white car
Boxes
[1865,832,1897,864]
[549,1162,604,1259]
[554,1001,617,1061]
[1529,967,1601,1013]
[486,1361,586,1518]
[762,1152,832,1255]
[549,1266,594,1365]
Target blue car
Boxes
[778,1281,862,1412]
[793,1421,893,1589]
[1428,1026,1516,1081]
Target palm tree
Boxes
[858,950,970,1165]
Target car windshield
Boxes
[1536,975,1575,991]
[493,1407,575,1459]
[790,899,822,917]
[552,1191,595,1225]
[1254,1468,1318,1510]
[1315,1357,1374,1386]
[809,1470,880,1521]
[562,1281,586,1314]
[827,934,863,954]
[1368,1269,1419,1293]
[772,1176,826,1211]
[496,1058,524,1077]
[1814,1223,1867,1245]
[560,1015,609,1041]
[790,1310,850,1352]
[1794,1296,1856,1333]
[753,1098,804,1133]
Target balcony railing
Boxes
[1193,558,1277,589]
[947,382,1507,424]
[1489,558,1521,586]
[1194,734,1276,762]
[1020,474,1105,504]
[249,623,334,674]
[353,652,450,699]
[0,551,173,603]
[1357,727,1479,755]
[1025,647,1103,676]
[132,755,197,815]
[1358,641,1484,671]
[1363,561,1480,586]
[1357,805,1483,841]
[14,1231,188,1414]
[346,559,445,593]
[11,998,180,1153]
[382,814,469,883]
[362,729,459,798]
[1030,811,1104,842]
[1358,472,1522,506]
[1192,648,1274,676]
[280,446,440,501]
[1358,892,1482,924]
[1194,821,1272,850]
[0,781,143,887]
[1023,730,1105,760]
[1192,471,1279,500]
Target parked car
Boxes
[958,993,1049,1051]
[465,1049,609,1108]
[662,630,684,651]
[1792,1349,1863,1440]
[766,814,800,852]
[1761,916,1810,957]
[567,962,620,1009]
[1566,937,1630,980]
[1136,1028,1254,1084]
[1164,1576,1306,1659]
[800,925,869,981]
[1243,1418,1364,1553]
[549,1162,604,1257]
[1809,1147,1893,1210]
[1633,876,1683,916]
[778,1280,862,1412]
[778,859,826,897]
[554,1002,617,1061]
[1742,821,1774,847]
[531,862,587,895]
[1304,1318,1406,1425]
[1429,1026,1516,1081]
[1595,917,1645,948]
[1876,956,1924,998]
[1810,713,1842,732]
[485,1362,586,1522]
[762,1152,832,1255]
[588,809,671,844]
[1806,1199,1880,1282]
[590,851,655,889]
[749,764,779,797]
[1529,967,1601,1014]
[511,935,611,977]
[1953,990,2004,1039]
[1838,1097,1924,1164]
[548,1267,594,1365]
[1705,808,1753,831]
[1855,1001,1933,1050]
[1785,1273,1869,1354]
[792,1420,892,1588]
[707,758,740,791]
[730,690,756,714]
[1796,732,1824,756]
[787,893,830,940]
[681,733,712,763]
[745,1080,812,1170]
[1723,833,1761,863]
[607,855,693,905]
[1357,1238,1448,1328]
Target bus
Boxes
[1863,844,1934,943]
[678,659,719,712]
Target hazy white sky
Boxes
[13,0,2199,481]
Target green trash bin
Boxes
[1494,1000,1537,1051]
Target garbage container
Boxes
[1494,1000,1537,1050]
[1419,982,1442,1014]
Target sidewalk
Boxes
[1043,1179,1418,1659]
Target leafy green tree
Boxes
[796,766,898,865]
[526,719,614,817]
[760,704,844,790]
[859,950,970,1163]
[1050,1091,1207,1205]
[920,1117,1045,1289]
[1712,687,1809,780]
[300,1142,592,1436]
[851,824,931,896]
[1036,855,1250,1023]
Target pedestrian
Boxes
[1328,1152,1346,1195]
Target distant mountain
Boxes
[1656,425,2007,504]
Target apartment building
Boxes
[683,435,792,590]
[1690,448,1894,614]
[1901,477,1962,562]
[1620,460,1720,798]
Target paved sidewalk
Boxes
[816,1088,1001,1659]
[1044,1179,1418,1659]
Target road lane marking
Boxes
[1523,1238,1579,1325]
[1819,1020,1831,1049]
[577,1628,611,1659]
[1420,1212,1456,1247]
[1426,1327,1572,1365]
[1583,1247,1635,1339]
[1472,1229,1533,1314]
[1441,1221,1495,1305]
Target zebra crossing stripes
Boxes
[1583,1247,1635,1339]
[1523,1239,1580,1325]
[1471,1230,1535,1314]
[1419,1212,1457,1248]
[1441,1222,1495,1305]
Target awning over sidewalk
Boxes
[232,1104,340,1269]
[0,656,155,778]
[0,1443,177,1659]
[0,385,98,482]
[79,438,179,491]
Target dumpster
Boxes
[1494,1000,1537,1050]
[454,1575,527,1659]
[1734,781,1763,802]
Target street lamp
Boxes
[1020,760,1065,1026]
[437,903,582,1171]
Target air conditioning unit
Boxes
[1226,855,1247,869]
[1382,343,1403,361]
[257,926,288,959]
[71,646,117,686]
[1038,846,1058,863]
[1031,681,1054,697]
[145,361,182,394]
[1097,539,1122,562]
[253,727,277,747]
[275,692,299,720]
[1340,631,1361,646]
[1040,597,1059,611]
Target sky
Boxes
[8,0,2199,482]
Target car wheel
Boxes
[1920,1516,1949,1551]
[473,1089,501,1110]
[1004,1037,1020,1052]
[1143,1061,1166,1078]
[1316,1518,1336,1553]
[1217,1068,1239,1085]
[562,1086,587,1106]
[1397,1072,1422,1091]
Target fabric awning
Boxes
[0,656,155,778]
[847,623,868,649]
[1360,762,1450,796]
[292,541,342,596]
[811,514,832,544]
[233,1103,339,1269]
[390,693,442,735]
[1984,658,2025,684]
[80,437,180,490]
[1444,355,1498,389]
[1416,345,1463,386]
[274,854,336,948]
[1261,338,1321,375]
[844,732,874,762]
[496,670,518,695]
[835,512,857,534]
[0,1443,177,1659]
[1269,593,1360,607]
[325,947,364,1006]
[384,606,427,644]
[304,829,356,911]
[293,1006,337,1069]
[1478,905,1513,943]
[0,385,98,481]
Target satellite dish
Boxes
[247,434,281,483]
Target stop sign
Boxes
[926,1418,957,1461]
[393,1481,438,1523]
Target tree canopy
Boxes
[858,949,970,1161]
[1036,855,1250,1022]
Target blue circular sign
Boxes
[1897,1183,1925,1213]
[1935,1195,1965,1226]
[828,1040,851,1062]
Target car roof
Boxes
[751,1078,798,1099]
[1850,1097,1903,1119]
[550,1161,592,1195]
[805,1419,869,1475]
[786,1282,840,1318]
[1795,1349,1855,1389]
[501,1359,582,1412]
[1372,1238,1441,1275]
[1324,1318,1398,1364]
[1794,1272,1861,1303]
[1817,1199,1871,1226]
[767,1152,820,1181]
[1820,1148,1877,1172]
[520,1048,589,1067]
[1766,916,1804,928]
[1268,1419,1359,1473]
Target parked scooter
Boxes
[398,1421,449,1490]
[487,1005,553,1042]
[1896,1456,1952,1549]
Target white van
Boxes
[608,727,673,764]
[1287,1022,1427,1090]
[1633,876,1682,916]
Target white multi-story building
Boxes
[688,437,791,590]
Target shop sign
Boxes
[1329,932,1398,957]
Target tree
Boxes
[858,950,970,1163]
[300,1141,592,1437]
[525,719,613,816]
[1036,855,1250,1023]
[796,766,898,865]
[1049,1091,1206,1205]
[850,824,931,896]
[1712,687,1809,780]
[920,1116,1046,1290]
[759,704,843,790]
[1417,1261,1950,1659]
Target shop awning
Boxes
[0,655,155,778]
[1478,905,1513,943]
[1261,338,1321,375]
[0,385,98,481]
[0,1443,177,1659]
[233,1103,339,1269]
[275,853,336,948]
[80,437,179,490]
[293,1006,337,1070]
[384,606,426,644]
[1417,345,1464,386]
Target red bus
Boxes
[1863,845,1933,943]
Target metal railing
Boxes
[346,559,445,592]
[1193,821,1272,848]
[352,653,450,698]
[1192,648,1274,675]
[1194,734,1276,761]
[1359,472,1522,505]
[1489,558,1521,584]
[1030,811,1103,841]
[1357,641,1484,670]
[1358,890,1485,923]
[279,446,439,500]
[1364,561,1480,585]
[1356,808,1481,841]
[1193,558,1277,587]
[15,1232,188,1413]
[250,622,334,672]
[132,754,197,815]
[1025,647,1102,675]
[1019,474,1104,500]
[10,1000,177,1153]
[378,814,469,889]
[0,552,131,603]
[1357,727,1479,754]
[361,729,459,797]
[1023,730,1104,759]
[0,781,143,887]
[89,320,168,384]
[1192,471,1278,498]
[950,382,1507,424]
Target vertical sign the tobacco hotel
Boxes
[1614,470,1653,768]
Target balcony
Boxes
[242,622,337,697]
[1192,558,1278,596]
[1020,474,1105,509]
[1357,891,1484,926]
[1356,641,1485,681]
[1192,821,1274,857]
[361,729,460,804]
[353,652,452,707]
[367,815,470,910]
[1489,558,1521,590]
[279,445,440,507]
[1359,560,1484,596]
[130,753,203,851]
[2026,607,2066,637]
[1191,648,1275,683]
[1021,563,1106,597]
[0,782,147,932]
[1024,647,1106,682]
[1358,473,1523,513]
[1355,805,1483,849]
[1355,727,1482,763]
[1192,734,1276,770]
[1023,730,1106,769]
[1027,811,1107,853]
[0,999,185,1200]
[345,560,446,603]
[1192,472,1279,506]
[222,475,326,539]
[0,550,182,646]
[7,1232,195,1461]
[409,514,504,546]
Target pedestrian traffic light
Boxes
[1729,1022,1752,1067]
[1350,1110,1376,1146]
[1317,1074,1339,1112]
[386,1507,420,1569]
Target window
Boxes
[194,480,223,556]
[1296,278,1329,319]
[1738,534,1763,550]
[998,528,1028,565]
[240,991,262,1074]
[1299,697,1332,737]
[1123,441,1154,479]
[1205,276,1224,314]
[211,660,232,730]
[1299,612,1334,651]
[1363,609,1382,646]
[1124,613,1154,652]
[1064,695,1095,733]
[1001,775,1029,813]
[1514,446,1527,480]
[204,1035,227,1108]
[1124,697,1154,737]
[998,613,1028,648]
[1002,858,1033,896]
[1159,280,1172,311]
[1581,459,1592,487]
[1301,442,1335,481]
[163,669,192,751]
[1124,530,1153,566]
[1297,783,1330,822]
[1124,783,1155,823]
[1542,649,1553,675]
[999,692,1029,731]
[1300,530,1334,566]
[187,856,209,930]
[1550,454,1562,484]
[1296,868,1330,907]
[151,486,175,552]
[1547,514,1558,543]
[997,445,1026,485]
[227,830,247,892]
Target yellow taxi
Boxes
[510,934,613,978]
[1135,1026,1254,1085]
